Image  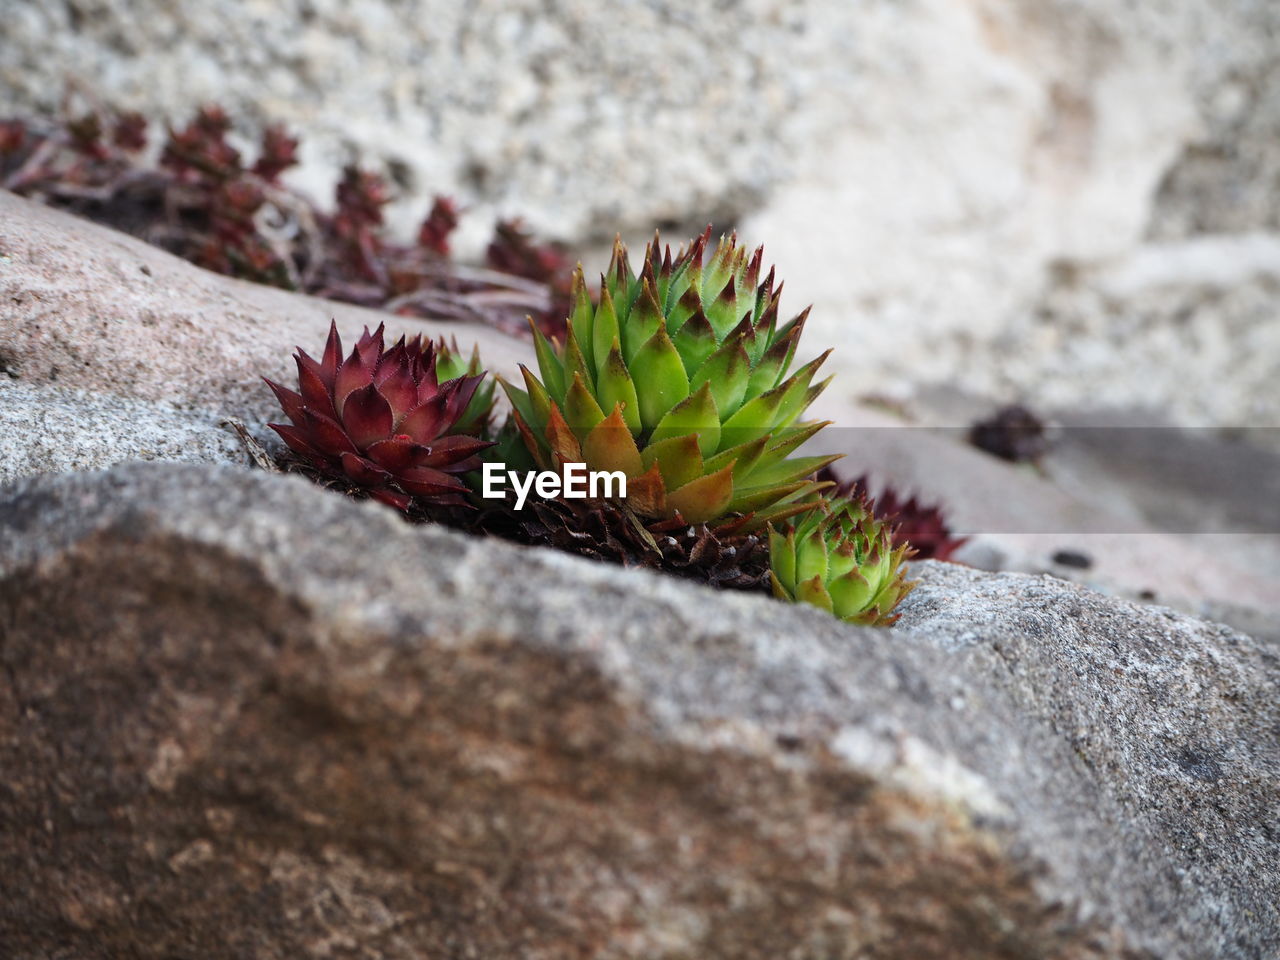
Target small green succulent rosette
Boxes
[769,494,917,625]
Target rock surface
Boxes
[5,0,1279,422]
[2,462,1278,958]
[0,191,526,483]
[0,191,527,417]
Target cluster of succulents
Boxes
[265,231,946,627]
[1,103,572,337]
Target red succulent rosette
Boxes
[266,321,491,510]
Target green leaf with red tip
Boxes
[665,461,736,524]
[770,353,832,430]
[666,272,701,328]
[650,381,719,456]
[568,267,595,373]
[564,372,606,440]
[497,376,537,434]
[640,434,705,492]
[629,324,690,432]
[583,405,644,477]
[564,322,593,393]
[688,338,751,420]
[622,279,666,364]
[530,323,566,401]
[827,539,860,582]
[746,314,806,396]
[740,493,824,531]
[671,309,718,374]
[795,575,834,613]
[519,366,554,431]
[596,339,642,435]
[704,434,769,480]
[592,286,620,382]
[718,381,790,446]
[726,480,812,516]
[741,453,842,490]
[762,420,831,460]
[706,276,741,341]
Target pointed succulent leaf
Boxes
[625,460,669,517]
[640,433,705,492]
[795,574,835,612]
[768,527,796,592]
[629,324,690,432]
[671,309,719,375]
[665,461,736,525]
[650,381,720,456]
[544,403,583,465]
[591,285,621,382]
[263,378,305,426]
[688,337,751,422]
[582,405,645,477]
[595,338,642,435]
[568,267,595,372]
[564,372,607,440]
[530,321,566,401]
[623,279,666,363]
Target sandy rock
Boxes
[0,191,527,416]
[1,462,1277,958]
[0,380,244,484]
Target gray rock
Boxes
[0,380,247,484]
[2,462,1276,958]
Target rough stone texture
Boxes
[4,0,1280,423]
[1,462,1278,958]
[0,190,526,482]
[0,380,246,484]
[0,191,527,419]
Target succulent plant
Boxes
[501,231,837,526]
[265,321,491,511]
[818,468,969,562]
[768,492,916,626]
[434,336,496,435]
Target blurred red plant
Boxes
[2,103,574,339]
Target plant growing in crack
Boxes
[262,231,921,626]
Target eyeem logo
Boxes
[481,462,627,510]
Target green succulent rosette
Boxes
[499,230,837,526]
[769,493,917,625]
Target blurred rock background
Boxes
[5,0,1278,426]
